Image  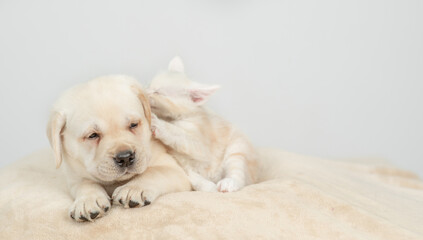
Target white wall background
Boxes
[0,1,422,176]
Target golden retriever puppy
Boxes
[47,75,190,222]
[148,57,257,192]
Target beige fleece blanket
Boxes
[0,148,422,240]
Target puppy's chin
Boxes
[113,171,137,182]
[92,168,136,184]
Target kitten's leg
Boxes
[187,170,217,192]
[217,153,247,192]
[217,136,254,193]
[151,114,209,160]
[151,115,217,192]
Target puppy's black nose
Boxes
[114,150,135,168]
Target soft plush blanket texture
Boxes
[0,148,422,240]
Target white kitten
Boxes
[147,57,257,192]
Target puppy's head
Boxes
[148,57,219,119]
[47,75,152,183]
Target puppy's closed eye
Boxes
[88,133,100,139]
[129,123,138,129]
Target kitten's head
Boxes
[148,57,220,119]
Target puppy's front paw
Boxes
[69,194,111,222]
[112,184,158,208]
[217,178,241,193]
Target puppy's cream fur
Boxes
[149,57,257,192]
[47,75,190,222]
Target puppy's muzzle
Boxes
[114,150,135,168]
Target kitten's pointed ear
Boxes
[168,56,185,73]
[188,85,220,105]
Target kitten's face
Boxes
[148,56,220,120]
[148,88,199,120]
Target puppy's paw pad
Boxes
[69,194,111,222]
[112,185,157,208]
[217,178,241,193]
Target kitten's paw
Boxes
[193,181,218,192]
[150,114,161,138]
[217,178,241,193]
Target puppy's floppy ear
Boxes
[187,85,220,105]
[168,56,185,73]
[133,85,152,126]
[46,111,66,168]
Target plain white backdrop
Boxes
[0,1,422,176]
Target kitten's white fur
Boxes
[148,57,257,192]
